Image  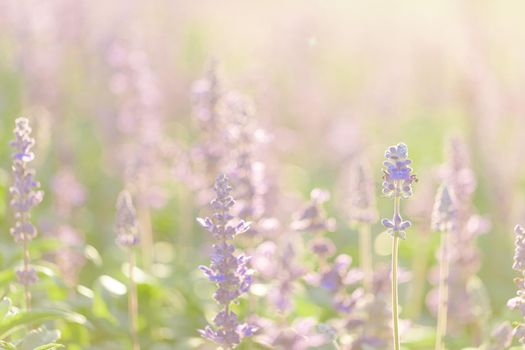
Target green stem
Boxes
[405,232,430,320]
[435,232,450,350]
[129,249,140,350]
[392,235,400,350]
[359,223,373,293]
[392,190,401,350]
[137,198,153,272]
[22,238,31,311]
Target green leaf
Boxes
[0,340,16,350]
[19,327,60,350]
[0,299,12,321]
[33,344,65,350]
[0,309,88,339]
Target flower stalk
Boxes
[431,184,456,350]
[381,143,416,350]
[197,174,257,349]
[9,118,44,310]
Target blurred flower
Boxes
[431,183,456,233]
[51,168,86,216]
[252,239,305,313]
[255,317,328,350]
[115,190,140,248]
[427,138,490,333]
[10,118,43,290]
[224,92,271,235]
[346,159,377,225]
[508,224,525,344]
[483,322,513,350]
[198,174,256,348]
[191,61,228,191]
[291,189,336,234]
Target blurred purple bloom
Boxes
[9,118,43,287]
[115,190,140,248]
[291,189,336,234]
[431,184,457,233]
[508,224,525,344]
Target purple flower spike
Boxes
[198,174,256,349]
[509,224,525,345]
[382,143,416,198]
[115,190,140,248]
[9,118,43,288]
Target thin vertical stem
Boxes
[392,235,400,350]
[128,249,140,350]
[405,232,430,319]
[435,232,450,350]
[392,189,401,350]
[137,197,153,272]
[359,223,373,293]
[22,238,31,310]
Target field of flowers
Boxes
[1,1,525,349]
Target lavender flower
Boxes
[382,143,417,199]
[225,92,270,235]
[251,239,305,313]
[484,322,513,350]
[255,317,328,350]
[191,61,227,183]
[291,189,336,234]
[381,142,415,350]
[115,190,140,248]
[198,174,256,349]
[346,159,378,225]
[427,138,489,335]
[108,40,166,271]
[9,117,44,308]
[508,224,525,344]
[431,184,456,350]
[339,158,377,293]
[431,184,456,233]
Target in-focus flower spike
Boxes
[508,224,525,345]
[115,190,140,248]
[382,143,417,199]
[198,174,256,349]
[431,184,456,233]
[381,142,416,350]
[9,117,44,310]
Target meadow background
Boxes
[1,0,525,349]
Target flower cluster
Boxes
[9,118,44,286]
[381,143,415,240]
[115,190,140,248]
[252,239,305,313]
[225,92,270,235]
[291,189,336,234]
[427,137,490,330]
[382,143,416,198]
[431,184,456,233]
[508,224,525,343]
[346,159,377,225]
[191,61,228,183]
[198,174,256,348]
